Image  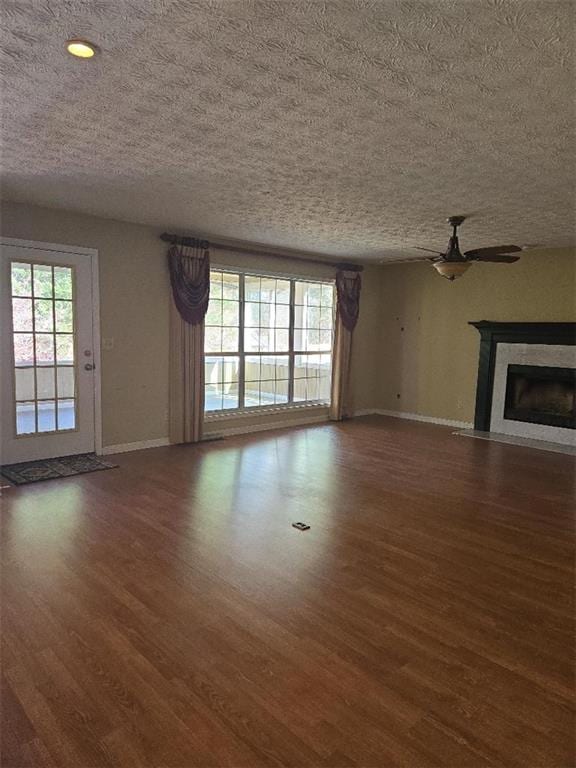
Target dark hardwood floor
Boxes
[1,416,574,767]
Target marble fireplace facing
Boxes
[470,322,576,447]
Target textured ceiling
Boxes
[1,0,574,261]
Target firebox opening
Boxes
[504,364,575,430]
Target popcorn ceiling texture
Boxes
[1,0,574,260]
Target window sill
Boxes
[204,401,330,422]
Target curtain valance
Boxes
[167,241,210,326]
[335,270,361,332]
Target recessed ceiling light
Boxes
[66,39,97,59]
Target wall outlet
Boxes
[102,338,114,351]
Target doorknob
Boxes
[84,363,96,371]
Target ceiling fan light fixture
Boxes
[432,260,472,281]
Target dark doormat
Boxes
[0,453,118,486]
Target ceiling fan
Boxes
[416,216,522,281]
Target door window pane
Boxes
[13,334,34,366]
[57,366,75,398]
[56,334,74,365]
[37,401,56,432]
[37,367,56,399]
[12,298,33,331]
[11,263,32,296]
[35,334,55,366]
[34,299,54,332]
[16,402,36,434]
[57,399,76,430]
[55,300,73,331]
[53,267,73,299]
[33,264,53,298]
[15,368,35,400]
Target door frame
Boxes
[1,237,102,455]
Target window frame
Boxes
[204,267,334,417]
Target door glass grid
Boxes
[10,262,76,435]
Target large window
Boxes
[204,270,334,413]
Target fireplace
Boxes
[504,365,575,429]
[470,322,576,446]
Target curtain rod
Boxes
[161,232,209,250]
[160,232,363,272]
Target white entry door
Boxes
[1,242,99,464]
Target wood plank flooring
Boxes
[1,416,574,767]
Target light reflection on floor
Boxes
[184,427,338,592]
[2,484,82,569]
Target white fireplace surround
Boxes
[490,343,576,446]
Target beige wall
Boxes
[1,201,170,447]
[0,201,380,448]
[3,200,572,444]
[377,249,576,423]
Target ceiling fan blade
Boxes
[470,253,521,263]
[414,246,445,256]
[463,245,522,258]
[378,256,434,264]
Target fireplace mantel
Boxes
[469,321,576,431]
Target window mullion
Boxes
[288,279,295,404]
[239,273,245,409]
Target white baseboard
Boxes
[353,409,473,430]
[101,437,171,456]
[205,413,329,438]
[101,415,329,454]
[100,410,471,455]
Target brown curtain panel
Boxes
[167,242,210,444]
[330,270,361,421]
